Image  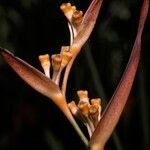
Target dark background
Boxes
[0,0,149,150]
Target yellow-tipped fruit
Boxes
[91,98,101,106]
[78,102,89,117]
[90,98,102,124]
[60,3,76,22]
[61,51,72,67]
[61,46,70,53]
[38,54,50,78]
[89,104,99,128]
[51,54,62,71]
[68,101,78,115]
[77,90,89,103]
[89,104,99,115]
[72,10,83,27]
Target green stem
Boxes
[60,100,89,147]
[70,116,89,147]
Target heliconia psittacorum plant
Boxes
[0,0,149,150]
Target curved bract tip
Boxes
[0,47,61,102]
[73,0,103,50]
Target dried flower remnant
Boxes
[72,10,83,28]
[68,90,102,138]
[51,54,62,82]
[38,54,51,78]
[60,3,83,44]
[90,98,102,127]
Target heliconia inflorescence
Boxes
[0,0,149,150]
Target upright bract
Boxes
[89,0,149,149]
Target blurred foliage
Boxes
[0,0,149,150]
